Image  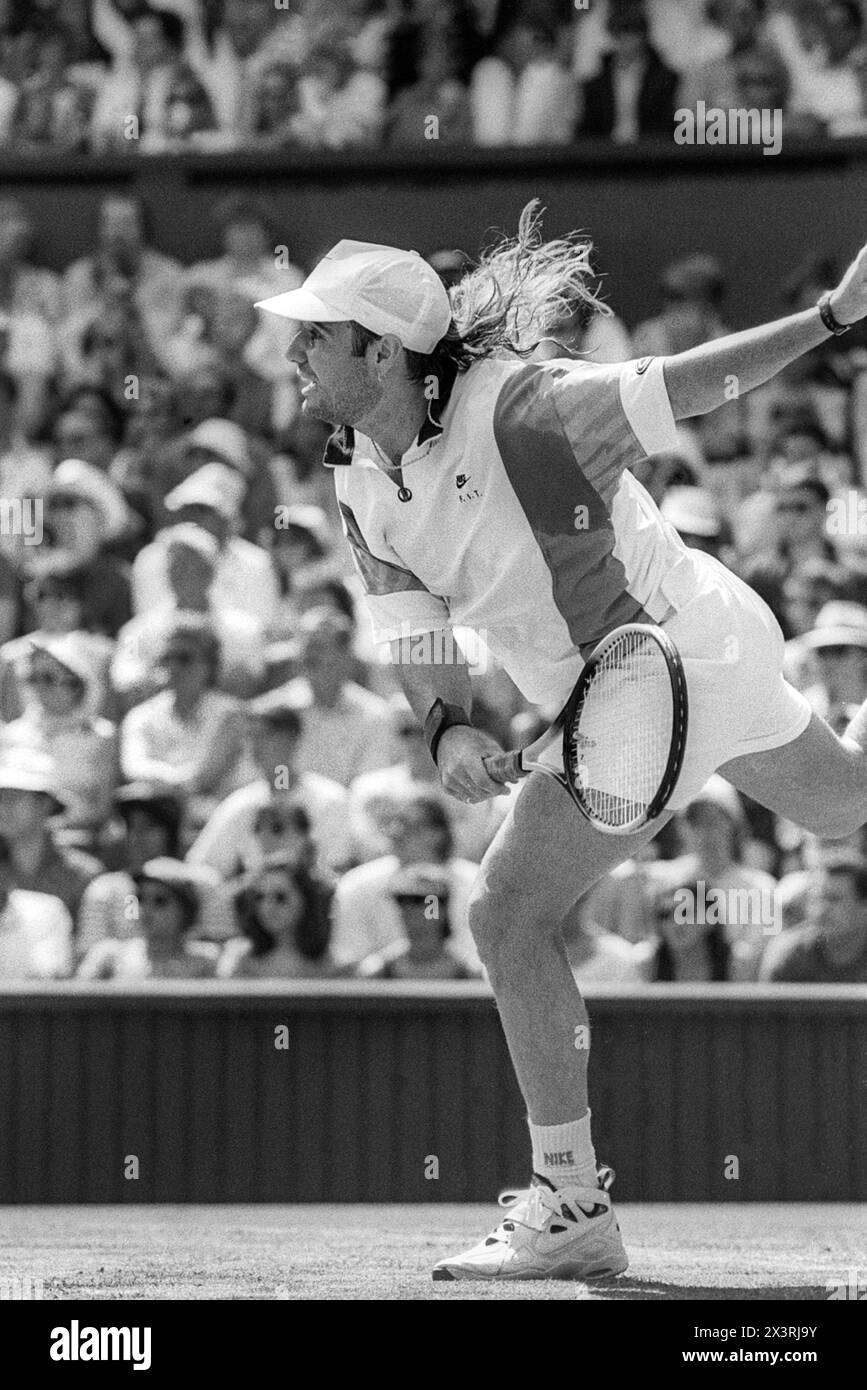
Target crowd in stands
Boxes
[2,0,867,155]
[3,173,867,986]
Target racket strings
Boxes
[567,630,674,829]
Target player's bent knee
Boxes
[466,879,559,968]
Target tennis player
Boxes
[256,206,867,1281]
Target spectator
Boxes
[577,0,678,142]
[386,34,472,145]
[679,0,778,109]
[588,776,776,976]
[184,195,302,307]
[0,566,116,722]
[355,864,481,979]
[77,856,220,979]
[119,614,252,820]
[60,194,184,368]
[248,60,301,146]
[778,0,867,136]
[0,831,73,980]
[760,858,867,982]
[348,696,513,863]
[741,469,839,638]
[471,13,576,144]
[219,850,333,978]
[90,5,202,151]
[0,370,53,549]
[633,253,729,358]
[0,196,61,435]
[77,783,183,958]
[111,523,265,706]
[131,462,279,624]
[796,601,867,731]
[636,886,742,981]
[22,458,133,636]
[330,789,481,972]
[1,634,118,839]
[259,608,394,788]
[187,697,352,876]
[7,23,94,152]
[292,37,387,148]
[0,752,101,924]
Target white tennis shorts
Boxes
[657,552,813,811]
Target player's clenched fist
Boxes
[436,725,513,803]
[830,242,867,326]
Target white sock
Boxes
[529,1111,598,1190]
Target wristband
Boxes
[424,698,473,765]
[818,291,852,336]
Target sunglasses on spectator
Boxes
[49,494,87,510]
[817,645,860,658]
[138,889,174,908]
[162,650,201,666]
[255,816,300,835]
[253,888,292,905]
[776,499,812,514]
[26,670,82,689]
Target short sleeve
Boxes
[618,356,679,457]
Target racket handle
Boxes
[483,749,527,783]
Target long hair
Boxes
[235,863,333,962]
[353,200,611,408]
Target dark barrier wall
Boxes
[1,982,865,1204]
[3,140,867,328]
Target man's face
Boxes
[125,808,171,869]
[808,870,866,946]
[775,487,825,540]
[286,322,383,426]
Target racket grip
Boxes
[483,749,527,783]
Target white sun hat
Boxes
[254,239,452,354]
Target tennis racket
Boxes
[483,623,688,835]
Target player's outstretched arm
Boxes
[662,242,867,420]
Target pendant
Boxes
[397,487,413,502]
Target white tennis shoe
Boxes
[432,1166,628,1282]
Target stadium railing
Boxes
[2,981,864,1203]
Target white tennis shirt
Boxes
[328,354,705,707]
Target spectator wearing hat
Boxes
[791,600,867,732]
[0,832,73,981]
[355,865,481,980]
[267,503,341,634]
[111,523,265,708]
[177,416,279,541]
[219,850,333,979]
[76,784,183,959]
[348,695,514,864]
[131,461,279,624]
[0,565,116,723]
[1,635,118,840]
[659,486,729,559]
[77,857,220,980]
[260,608,393,788]
[21,458,133,637]
[188,697,352,877]
[386,34,473,145]
[760,858,867,983]
[330,789,481,973]
[119,614,253,830]
[0,752,102,926]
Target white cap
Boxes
[254,239,452,354]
